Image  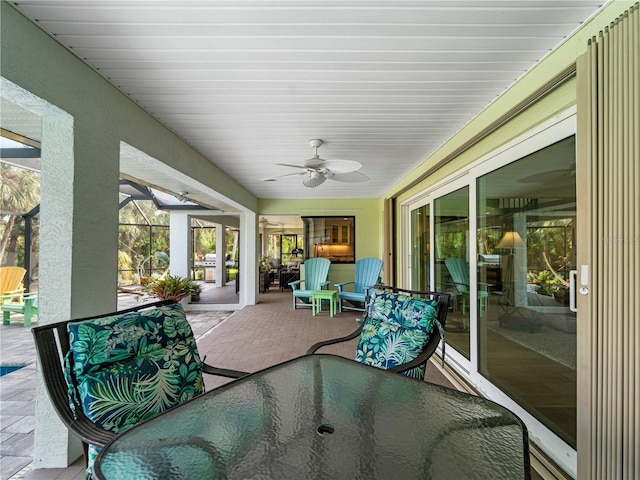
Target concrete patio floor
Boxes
[0,287,456,480]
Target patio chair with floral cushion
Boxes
[307,286,449,380]
[32,300,248,479]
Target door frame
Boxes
[400,106,579,476]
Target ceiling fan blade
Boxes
[276,163,311,170]
[259,171,306,182]
[321,159,362,173]
[326,171,369,183]
[518,170,573,185]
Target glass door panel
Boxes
[410,204,430,291]
[477,136,577,447]
[434,186,470,359]
[280,234,303,266]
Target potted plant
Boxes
[190,282,202,302]
[143,274,198,302]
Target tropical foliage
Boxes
[527,270,562,296]
[266,233,303,265]
[0,163,40,266]
[117,201,170,284]
[143,274,199,302]
[64,303,204,479]
[118,204,238,285]
[1,160,239,289]
[355,290,441,380]
[525,219,573,279]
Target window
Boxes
[303,216,355,264]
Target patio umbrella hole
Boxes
[316,424,335,435]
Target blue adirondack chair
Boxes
[335,257,383,312]
[290,258,331,309]
[444,258,489,316]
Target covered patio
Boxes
[0,287,457,480]
[3,2,639,477]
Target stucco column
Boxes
[169,211,191,278]
[215,221,226,286]
[238,213,257,306]
[28,96,120,467]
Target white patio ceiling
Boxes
[8,1,606,203]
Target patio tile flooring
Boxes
[1,288,454,480]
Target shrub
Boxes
[143,274,197,302]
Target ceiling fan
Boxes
[259,218,295,234]
[260,139,368,188]
[259,217,278,229]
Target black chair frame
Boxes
[31,299,248,465]
[307,285,450,375]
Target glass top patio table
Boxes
[94,354,530,479]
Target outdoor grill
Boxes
[194,253,217,282]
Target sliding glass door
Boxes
[406,132,577,453]
[410,187,472,361]
[404,113,578,465]
[477,136,577,447]
[434,187,470,359]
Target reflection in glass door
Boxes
[434,186,470,359]
[410,205,430,291]
[477,136,577,447]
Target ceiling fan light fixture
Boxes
[303,171,326,188]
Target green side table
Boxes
[311,290,338,317]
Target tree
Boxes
[117,199,169,284]
[0,163,40,264]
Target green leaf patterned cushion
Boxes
[355,289,440,380]
[63,303,204,479]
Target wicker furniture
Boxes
[278,270,299,290]
[259,270,273,293]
